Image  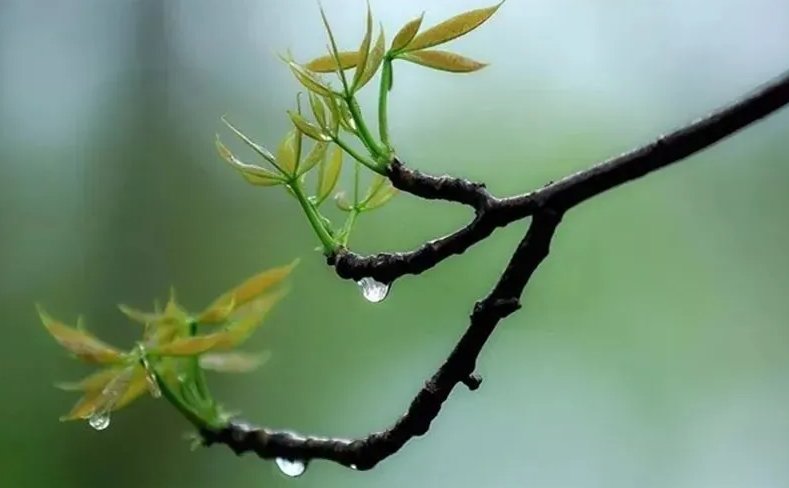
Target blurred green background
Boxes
[2,0,789,487]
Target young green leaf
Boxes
[286,60,333,96]
[390,12,424,52]
[276,129,300,175]
[317,145,343,204]
[398,49,488,73]
[318,4,350,92]
[298,140,328,176]
[198,258,299,324]
[215,136,286,186]
[323,95,342,133]
[305,51,360,73]
[308,92,328,129]
[355,25,386,91]
[38,305,125,364]
[221,116,276,164]
[364,181,398,210]
[405,1,504,52]
[288,110,330,142]
[351,1,374,91]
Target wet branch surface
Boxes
[201,69,789,469]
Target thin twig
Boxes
[330,69,789,284]
[203,68,789,469]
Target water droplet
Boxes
[88,411,110,431]
[357,277,390,303]
[275,458,307,478]
[350,464,358,470]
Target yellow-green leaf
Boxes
[304,51,360,73]
[355,25,386,90]
[398,49,488,73]
[38,305,125,364]
[60,389,106,421]
[405,1,504,52]
[318,4,348,90]
[298,140,328,176]
[287,61,332,96]
[308,92,328,129]
[351,2,374,91]
[221,116,277,164]
[198,258,299,324]
[323,95,341,133]
[365,182,399,209]
[390,13,424,52]
[215,136,285,186]
[212,288,290,350]
[151,334,226,357]
[56,367,122,392]
[288,110,330,142]
[318,145,343,203]
[276,129,299,175]
[199,350,272,373]
[117,304,159,326]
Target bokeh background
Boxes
[2,0,789,487]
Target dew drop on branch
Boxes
[88,412,111,431]
[275,458,307,478]
[356,277,390,303]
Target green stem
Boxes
[188,322,212,411]
[339,208,359,247]
[345,95,383,161]
[332,136,384,174]
[378,58,393,150]
[153,365,212,429]
[289,181,337,254]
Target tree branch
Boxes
[330,69,789,284]
[201,209,562,470]
[202,68,789,470]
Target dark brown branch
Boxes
[330,69,789,284]
[202,68,789,471]
[201,209,562,470]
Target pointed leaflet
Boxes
[275,129,300,175]
[221,116,277,164]
[399,50,488,73]
[305,51,360,73]
[154,288,289,356]
[390,13,424,52]
[285,58,333,97]
[317,145,343,204]
[288,110,330,142]
[308,92,328,129]
[318,3,351,92]
[351,1,374,91]
[364,182,398,209]
[404,1,504,52]
[334,191,353,212]
[38,305,125,364]
[56,367,122,392]
[297,140,328,177]
[354,25,386,91]
[215,136,285,186]
[198,258,299,324]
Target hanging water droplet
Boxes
[88,411,111,431]
[350,464,358,470]
[275,457,307,478]
[357,277,390,303]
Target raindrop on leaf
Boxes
[88,411,110,431]
[357,277,390,303]
[275,458,307,478]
